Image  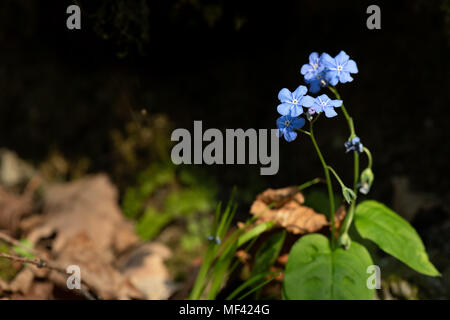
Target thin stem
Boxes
[363,147,373,168]
[328,86,355,138]
[295,128,311,136]
[328,86,360,248]
[353,153,359,190]
[298,177,322,191]
[327,166,346,188]
[309,121,336,247]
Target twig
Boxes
[0,252,54,270]
[0,231,40,256]
[0,232,97,300]
[0,252,95,300]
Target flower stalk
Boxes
[309,120,336,248]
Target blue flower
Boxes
[311,94,343,118]
[276,115,305,142]
[277,85,315,117]
[301,52,327,93]
[344,137,364,153]
[320,51,358,86]
[305,72,327,93]
[300,52,325,81]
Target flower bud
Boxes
[359,168,374,195]
[338,233,351,250]
[342,187,356,204]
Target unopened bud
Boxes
[359,168,374,195]
[342,187,356,204]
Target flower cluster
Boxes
[276,51,357,142]
[301,51,358,93]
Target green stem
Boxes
[328,86,355,138]
[309,121,336,247]
[328,86,360,247]
[363,147,373,168]
[340,153,359,240]
[298,177,322,191]
[295,128,311,136]
[327,166,346,189]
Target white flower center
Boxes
[313,63,318,69]
[321,101,326,106]
[337,65,343,71]
[292,99,298,105]
[284,120,291,127]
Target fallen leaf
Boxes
[8,268,34,294]
[24,174,144,299]
[250,186,345,235]
[27,174,139,259]
[0,186,32,235]
[118,243,176,300]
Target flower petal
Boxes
[276,115,286,128]
[300,95,315,107]
[324,107,338,118]
[284,129,298,142]
[312,101,323,113]
[320,53,335,68]
[300,64,311,76]
[309,52,319,63]
[277,103,291,116]
[330,99,343,107]
[307,79,322,93]
[278,88,292,103]
[291,117,306,129]
[335,51,349,65]
[339,72,354,83]
[318,94,330,101]
[344,59,358,73]
[325,70,339,86]
[290,104,303,117]
[277,128,284,138]
[292,85,307,99]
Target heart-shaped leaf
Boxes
[355,200,440,277]
[283,234,374,300]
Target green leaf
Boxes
[13,239,35,259]
[237,222,274,247]
[283,234,374,300]
[251,231,285,277]
[354,200,440,277]
[136,207,172,240]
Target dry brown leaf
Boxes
[277,253,289,266]
[8,268,34,294]
[23,174,144,299]
[27,174,139,259]
[47,232,143,300]
[118,243,176,300]
[235,250,251,265]
[24,282,54,300]
[0,186,32,235]
[250,186,346,235]
[334,205,347,231]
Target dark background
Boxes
[0,0,449,298]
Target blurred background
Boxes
[0,0,449,299]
